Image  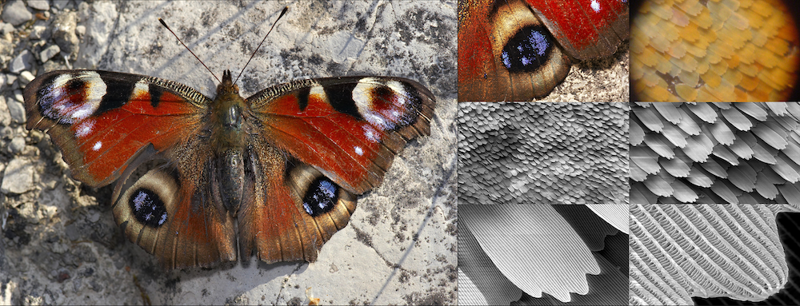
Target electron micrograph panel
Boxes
[631,102,800,204]
[458,102,628,204]
[458,204,628,305]
[630,204,800,305]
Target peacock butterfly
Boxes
[22,8,436,269]
[458,0,629,102]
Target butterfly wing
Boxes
[239,77,435,263]
[524,0,629,61]
[24,70,208,186]
[24,70,237,268]
[458,0,572,102]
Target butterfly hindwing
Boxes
[457,0,629,102]
[237,76,435,263]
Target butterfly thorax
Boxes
[209,70,249,214]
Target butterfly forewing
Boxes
[24,70,209,187]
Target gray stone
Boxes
[9,50,34,74]
[53,0,71,10]
[8,136,25,154]
[19,71,35,86]
[28,25,47,40]
[27,0,51,11]
[1,158,35,194]
[0,75,6,92]
[40,44,60,62]
[52,12,79,60]
[5,74,16,86]
[0,22,13,36]
[2,1,33,26]
[7,99,25,124]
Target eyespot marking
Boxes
[129,188,168,228]
[302,178,339,217]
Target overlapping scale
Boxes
[630,204,800,305]
[631,102,800,204]
[458,102,628,204]
[632,0,800,102]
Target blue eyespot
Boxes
[501,26,553,73]
[302,178,339,217]
[129,188,168,228]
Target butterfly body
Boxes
[24,68,435,269]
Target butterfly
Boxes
[458,0,629,102]
[22,12,436,269]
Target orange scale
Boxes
[751,1,774,18]
[750,29,769,47]
[633,80,649,95]
[680,22,701,42]
[714,79,737,101]
[702,70,722,88]
[651,35,672,53]
[651,86,673,102]
[679,69,700,87]
[631,59,646,79]
[710,60,728,76]
[643,71,663,87]
[696,60,710,75]
[763,36,790,56]
[638,47,660,67]
[777,23,799,41]
[651,2,674,20]
[737,62,759,77]
[697,86,719,102]
[726,54,740,69]
[734,87,748,102]
[738,74,760,91]
[722,69,743,85]
[754,47,781,69]
[694,9,713,29]
[750,83,773,101]
[676,84,698,101]
[657,58,674,74]
[737,44,756,65]
[683,41,707,57]
[678,0,704,16]
[668,42,687,59]
[671,7,690,27]
[699,27,718,44]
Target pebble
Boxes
[9,50,34,74]
[7,136,25,154]
[53,0,71,10]
[27,0,51,11]
[2,1,33,26]
[40,44,61,62]
[19,71,35,86]
[7,99,26,124]
[0,96,7,127]
[52,12,80,60]
[28,25,47,40]
[6,74,16,86]
[1,158,35,194]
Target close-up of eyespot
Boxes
[458,0,629,102]
[631,0,800,102]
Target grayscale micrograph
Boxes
[458,204,628,305]
[631,102,800,204]
[630,204,800,305]
[458,102,629,204]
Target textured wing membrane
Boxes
[23,70,208,187]
[631,102,800,204]
[246,77,435,195]
[237,145,356,264]
[630,204,799,305]
[112,156,237,269]
[524,0,629,61]
[632,0,800,101]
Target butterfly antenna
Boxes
[235,6,289,84]
[158,18,220,83]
